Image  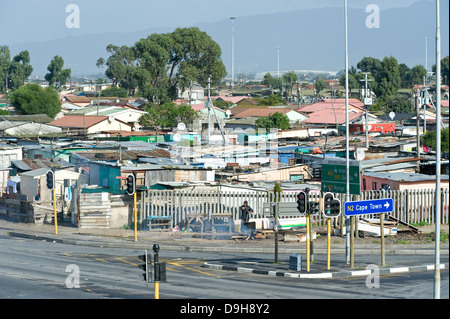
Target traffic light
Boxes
[323,192,334,216]
[126,174,135,195]
[309,201,320,215]
[330,199,341,217]
[323,192,341,218]
[138,250,152,283]
[46,170,55,189]
[154,262,167,282]
[296,191,307,214]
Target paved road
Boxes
[0,234,448,301]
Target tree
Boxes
[357,57,382,81]
[408,65,427,87]
[255,112,290,131]
[101,27,226,102]
[373,56,401,101]
[421,128,449,153]
[0,46,33,93]
[10,83,61,119]
[314,78,326,98]
[262,73,278,95]
[101,86,128,98]
[432,55,449,85]
[282,71,298,98]
[139,102,198,132]
[45,55,71,89]
[256,94,285,106]
[384,94,412,113]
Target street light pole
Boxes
[433,0,441,300]
[344,0,351,265]
[230,17,236,92]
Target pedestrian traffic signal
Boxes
[309,201,320,215]
[323,192,341,218]
[296,191,307,214]
[46,170,55,189]
[126,174,135,195]
[138,250,152,283]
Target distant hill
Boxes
[10,0,449,78]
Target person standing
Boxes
[239,201,253,231]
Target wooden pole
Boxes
[350,216,354,268]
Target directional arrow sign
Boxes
[344,198,394,216]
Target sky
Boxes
[1,0,422,45]
[1,0,447,77]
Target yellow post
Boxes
[154,281,159,299]
[53,188,58,235]
[134,192,137,242]
[327,218,331,270]
[306,213,310,272]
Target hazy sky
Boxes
[1,0,422,45]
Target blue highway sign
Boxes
[344,198,394,216]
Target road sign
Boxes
[321,161,361,195]
[344,198,394,216]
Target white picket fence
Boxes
[140,188,449,228]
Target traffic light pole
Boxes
[306,213,310,272]
[327,218,331,270]
[274,203,279,264]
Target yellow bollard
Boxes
[306,214,310,272]
[327,218,331,270]
[154,281,159,299]
[134,192,137,242]
[53,188,58,235]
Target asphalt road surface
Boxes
[0,235,448,301]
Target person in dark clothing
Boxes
[239,201,253,233]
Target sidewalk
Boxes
[1,219,448,279]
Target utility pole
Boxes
[277,47,280,79]
[207,76,211,144]
[434,0,441,300]
[360,72,373,148]
[344,0,351,265]
[230,17,236,92]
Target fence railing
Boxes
[140,188,449,228]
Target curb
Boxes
[201,262,449,279]
[7,231,449,255]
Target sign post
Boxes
[322,192,341,270]
[344,198,394,267]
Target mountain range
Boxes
[8,0,449,78]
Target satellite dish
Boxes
[108,115,115,122]
[177,122,186,130]
[173,133,181,142]
[226,110,231,117]
[389,112,395,120]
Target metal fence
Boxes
[140,188,449,228]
